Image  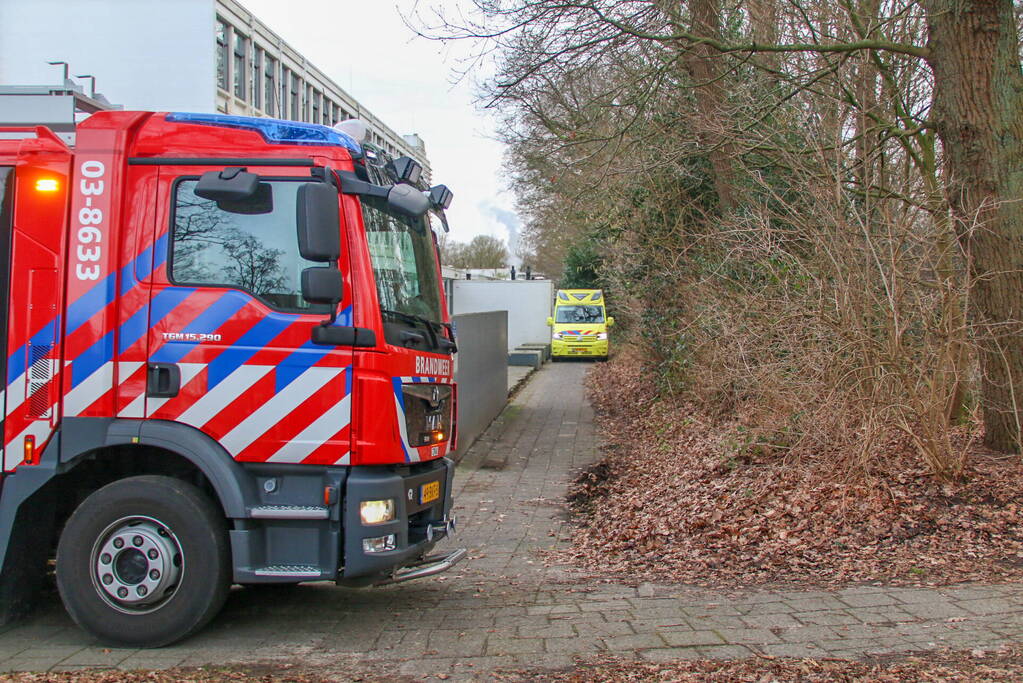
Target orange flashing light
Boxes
[35,178,59,192]
[23,435,36,465]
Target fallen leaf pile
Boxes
[498,646,1023,681]
[556,351,1023,587]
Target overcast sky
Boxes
[240,0,521,257]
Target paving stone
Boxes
[485,637,545,656]
[59,648,134,667]
[601,633,667,651]
[849,607,917,625]
[0,658,64,673]
[779,625,843,643]
[697,644,753,659]
[713,628,783,645]
[426,631,487,658]
[681,616,747,630]
[894,588,951,604]
[785,596,849,612]
[579,600,631,612]
[544,636,603,654]
[760,642,830,658]
[661,630,725,647]
[797,610,862,626]
[639,647,705,661]
[957,598,1016,616]
[740,613,802,629]
[518,621,576,639]
[900,601,971,620]
[579,621,636,638]
[838,592,901,608]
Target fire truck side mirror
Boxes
[297,182,341,262]
[194,167,260,201]
[386,183,431,218]
[301,266,343,305]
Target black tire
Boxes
[56,475,230,647]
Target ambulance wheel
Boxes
[56,475,231,648]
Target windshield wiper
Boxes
[381,309,456,352]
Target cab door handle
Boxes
[147,363,181,398]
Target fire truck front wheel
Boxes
[55,475,231,647]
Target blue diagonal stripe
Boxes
[336,305,352,326]
[71,331,115,388]
[274,339,331,392]
[149,291,250,364]
[120,232,170,296]
[207,314,294,389]
[66,274,116,337]
[117,287,195,355]
[392,376,411,462]
[7,317,61,385]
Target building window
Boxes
[301,83,309,122]
[216,20,229,91]
[264,55,276,116]
[233,32,247,101]
[251,47,262,110]
[280,67,289,118]
[311,90,320,125]
[290,74,300,121]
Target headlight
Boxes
[597,332,608,340]
[552,332,563,340]
[360,499,395,525]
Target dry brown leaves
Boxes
[498,646,1023,681]
[556,351,1023,588]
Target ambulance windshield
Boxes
[556,305,605,323]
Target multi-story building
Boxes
[0,0,428,171]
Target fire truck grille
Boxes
[401,384,453,447]
[28,344,51,418]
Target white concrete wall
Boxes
[0,0,215,112]
[452,280,553,351]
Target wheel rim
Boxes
[90,516,184,614]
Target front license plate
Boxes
[571,348,588,354]
[420,480,440,504]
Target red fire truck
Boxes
[0,110,463,646]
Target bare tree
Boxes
[441,234,510,268]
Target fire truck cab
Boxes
[0,110,462,646]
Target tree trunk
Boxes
[663,0,739,212]
[924,0,1023,452]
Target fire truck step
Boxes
[252,565,324,579]
[248,505,329,520]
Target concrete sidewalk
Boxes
[0,362,1021,679]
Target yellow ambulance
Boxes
[547,289,614,360]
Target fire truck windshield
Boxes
[362,196,444,328]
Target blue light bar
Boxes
[166,112,361,153]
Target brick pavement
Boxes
[1,361,1022,679]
